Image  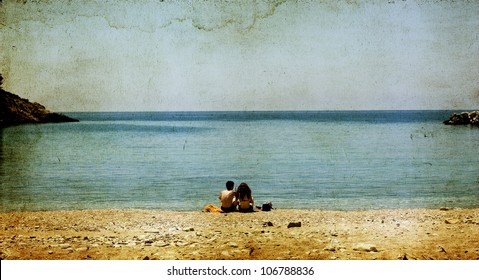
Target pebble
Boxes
[324,239,344,252]
[437,246,447,253]
[59,244,71,249]
[352,243,378,252]
[144,230,160,234]
[287,222,301,228]
[221,251,231,257]
[324,244,337,252]
[445,219,460,224]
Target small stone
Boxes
[263,221,273,227]
[353,243,378,252]
[143,256,150,260]
[155,242,169,248]
[183,227,194,232]
[59,243,71,249]
[48,251,53,255]
[437,246,447,253]
[445,219,459,224]
[324,244,337,252]
[144,230,160,233]
[287,222,301,228]
[221,251,231,257]
[324,239,343,252]
[228,242,239,248]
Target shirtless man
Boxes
[219,181,237,212]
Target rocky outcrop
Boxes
[0,89,78,127]
[443,111,479,126]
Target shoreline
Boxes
[1,208,478,260]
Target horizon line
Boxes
[60,109,477,113]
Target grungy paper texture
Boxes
[0,0,478,112]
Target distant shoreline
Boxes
[0,88,78,127]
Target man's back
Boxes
[219,190,236,208]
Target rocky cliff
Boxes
[0,89,78,127]
[443,111,479,126]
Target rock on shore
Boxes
[443,111,479,126]
[0,89,78,127]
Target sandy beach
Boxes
[1,208,478,260]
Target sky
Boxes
[1,0,478,112]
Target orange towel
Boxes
[202,204,224,213]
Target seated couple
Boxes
[219,181,255,213]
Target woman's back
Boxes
[236,183,254,212]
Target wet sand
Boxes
[1,208,478,260]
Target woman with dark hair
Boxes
[236,182,255,212]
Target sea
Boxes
[1,111,478,212]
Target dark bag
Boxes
[262,202,273,211]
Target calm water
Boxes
[1,111,478,212]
